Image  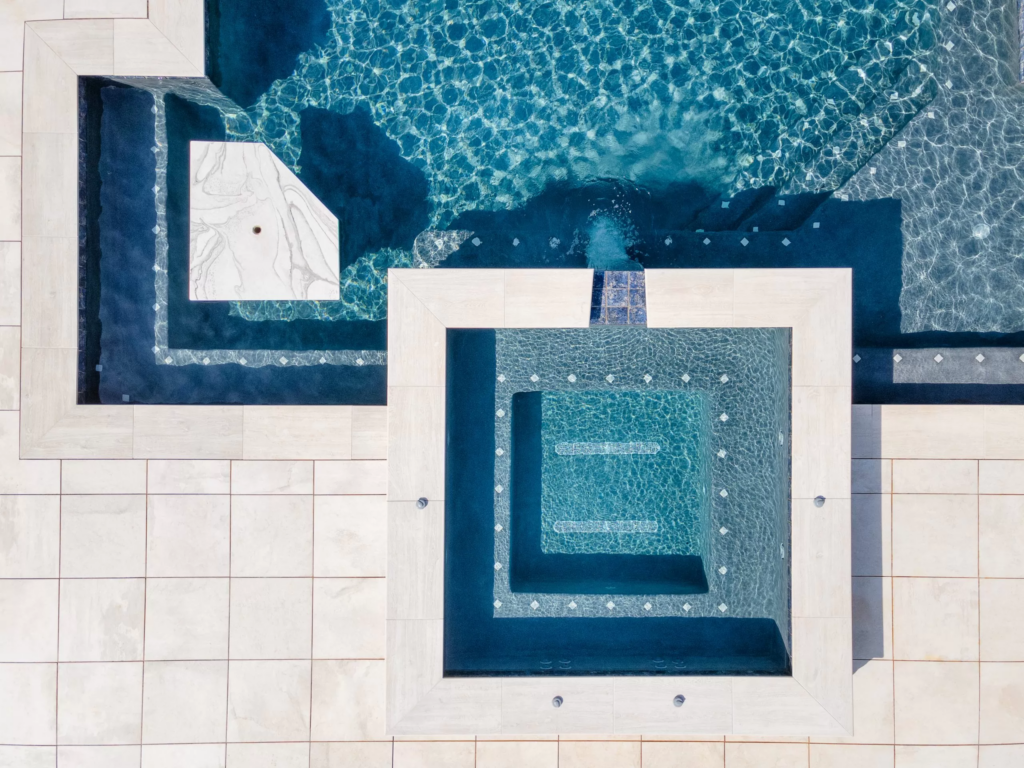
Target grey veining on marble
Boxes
[189,141,340,302]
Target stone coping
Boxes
[385,267,854,736]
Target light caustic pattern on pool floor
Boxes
[230,0,938,227]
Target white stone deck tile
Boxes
[22,134,77,238]
[147,460,230,494]
[60,494,146,577]
[612,677,731,734]
[314,459,387,494]
[58,746,140,768]
[242,406,351,460]
[894,662,979,745]
[310,742,392,768]
[61,460,147,494]
[387,500,443,620]
[0,327,19,409]
[230,460,313,495]
[146,494,230,577]
[980,745,1024,767]
[0,580,58,662]
[0,157,20,241]
[791,386,852,500]
[979,495,1024,578]
[852,459,892,494]
[0,412,60,493]
[983,406,1024,459]
[640,742,723,768]
[112,19,201,76]
[810,744,892,768]
[27,20,114,74]
[310,659,386,741]
[0,73,21,157]
[386,619,442,732]
[313,495,385,577]
[352,406,387,459]
[726,743,809,768]
[141,744,227,768]
[853,577,892,660]
[893,460,978,495]
[141,660,227,744]
[559,741,640,768]
[388,278,447,387]
[0,663,56,744]
[395,268,505,327]
[0,242,21,326]
[501,678,613,735]
[852,493,891,577]
[229,577,312,660]
[20,237,78,349]
[313,578,385,658]
[979,460,1024,494]
[792,498,851,618]
[393,742,475,768]
[0,494,59,577]
[134,406,243,459]
[893,577,978,662]
[0,1,63,72]
[477,741,560,768]
[793,617,854,732]
[811,659,895,746]
[226,743,308,768]
[63,0,148,18]
[980,663,1024,744]
[892,494,977,578]
[732,678,846,736]
[58,578,144,661]
[387,386,445,501]
[230,495,312,577]
[226,659,311,742]
[980,579,1024,661]
[143,578,229,661]
[895,745,977,767]
[147,0,206,74]
[503,269,593,328]
[21,25,76,133]
[644,268,735,327]
[879,405,985,459]
[57,661,142,744]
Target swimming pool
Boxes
[445,327,793,676]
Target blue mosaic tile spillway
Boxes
[590,271,647,326]
[491,327,792,653]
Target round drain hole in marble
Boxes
[252,226,262,234]
[673,694,686,707]
[552,696,563,708]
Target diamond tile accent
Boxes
[681,373,691,383]
[606,601,615,610]
[498,374,506,382]
[567,374,577,382]
[512,237,520,246]
[683,603,691,612]
[496,409,505,418]
[703,238,711,245]
[494,599,502,608]
[568,601,577,609]
[606,374,615,383]
[494,523,503,532]
[643,602,652,611]
[494,562,502,570]
[472,237,482,246]
[718,603,728,612]
[782,237,791,246]
[853,354,861,363]
[893,354,903,363]
[495,485,503,494]
[530,374,539,382]
[720,374,729,383]
[530,600,539,610]
[740,237,749,246]
[719,489,729,498]
[719,413,729,422]
[718,566,728,575]
[720,527,729,535]
[934,354,943,363]
[495,448,504,456]
[717,449,727,458]
[644,374,653,383]
[976,353,985,362]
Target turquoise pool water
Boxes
[493,327,792,638]
[538,390,712,558]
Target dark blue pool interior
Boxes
[445,330,789,676]
[509,391,710,596]
[76,1,1024,407]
